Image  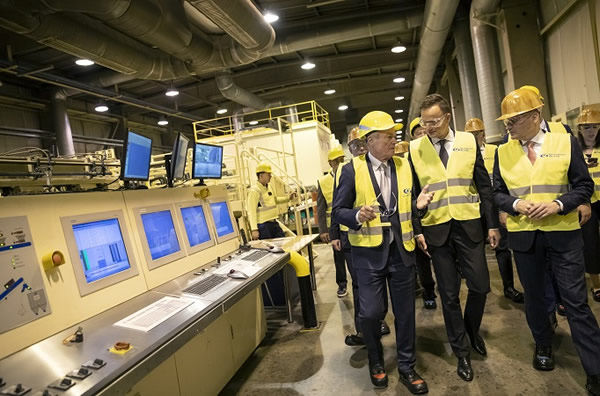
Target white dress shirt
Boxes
[431,128,455,156]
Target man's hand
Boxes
[416,235,430,258]
[515,199,534,215]
[357,205,377,223]
[251,230,260,240]
[499,212,508,228]
[332,239,342,251]
[528,201,561,220]
[578,203,592,225]
[416,184,435,210]
[320,232,330,243]
[488,229,501,249]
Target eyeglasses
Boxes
[371,192,397,217]
[503,111,536,127]
[419,115,448,128]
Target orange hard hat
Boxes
[348,127,361,143]
[577,108,600,125]
[519,85,544,102]
[497,88,544,121]
[465,118,485,132]
[394,141,409,154]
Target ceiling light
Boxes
[264,12,279,23]
[75,59,94,66]
[391,43,407,54]
[395,109,404,114]
[393,76,406,83]
[216,108,228,115]
[395,96,405,101]
[94,101,108,112]
[157,116,168,126]
[165,84,179,97]
[249,120,259,125]
[395,118,403,123]
[338,105,348,111]
[301,60,316,70]
[324,88,336,95]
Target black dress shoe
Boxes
[457,357,474,381]
[504,287,524,303]
[468,332,487,356]
[398,369,429,394]
[423,297,437,310]
[345,333,365,346]
[369,363,388,388]
[381,320,391,335]
[533,344,554,371]
[587,375,600,396]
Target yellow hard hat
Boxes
[328,146,345,161]
[256,162,272,173]
[409,117,421,138]
[394,141,409,154]
[577,108,600,125]
[497,88,544,121]
[348,127,361,143]
[465,118,485,132]
[358,111,403,139]
[520,85,544,102]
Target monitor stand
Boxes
[193,178,206,186]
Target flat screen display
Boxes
[180,205,212,247]
[210,201,234,237]
[170,133,190,180]
[72,218,132,284]
[192,143,223,179]
[140,210,181,260]
[122,131,152,181]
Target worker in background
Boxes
[494,88,600,396]
[409,94,499,382]
[394,141,409,158]
[317,146,348,298]
[465,117,524,304]
[576,107,600,303]
[408,117,437,310]
[247,162,294,240]
[333,111,434,393]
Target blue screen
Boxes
[180,205,212,247]
[210,202,234,237]
[140,210,181,260]
[123,131,152,180]
[193,143,222,179]
[72,218,132,284]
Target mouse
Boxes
[267,245,284,253]
[228,269,249,279]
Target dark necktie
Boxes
[438,139,448,168]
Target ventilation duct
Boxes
[50,89,75,156]
[470,0,504,141]
[216,72,267,110]
[408,0,460,123]
[454,17,482,121]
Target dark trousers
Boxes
[258,221,285,239]
[544,263,563,314]
[429,222,490,358]
[495,225,515,290]
[341,231,360,332]
[513,231,600,376]
[333,245,348,289]
[355,246,416,372]
[415,248,435,299]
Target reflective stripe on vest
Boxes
[409,131,481,226]
[318,173,335,227]
[498,133,579,232]
[347,155,415,251]
[587,148,600,203]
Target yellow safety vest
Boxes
[586,148,600,203]
[547,122,568,134]
[335,161,350,232]
[482,144,497,177]
[347,155,415,251]
[497,133,579,232]
[409,131,481,226]
[248,182,279,227]
[318,172,334,227]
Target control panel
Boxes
[0,216,50,334]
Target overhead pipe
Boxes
[454,16,482,121]
[216,71,267,110]
[470,0,505,142]
[408,0,460,123]
[50,89,75,156]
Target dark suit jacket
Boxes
[410,140,498,247]
[493,134,593,252]
[332,155,423,270]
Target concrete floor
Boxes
[221,243,600,396]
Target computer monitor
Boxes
[207,199,238,244]
[121,131,152,181]
[133,204,186,270]
[192,142,223,181]
[168,132,190,187]
[175,201,215,255]
[61,210,140,296]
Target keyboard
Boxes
[183,275,227,296]
[241,250,270,262]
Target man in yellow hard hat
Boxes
[394,141,410,157]
[409,94,500,381]
[247,162,294,240]
[409,117,426,139]
[333,110,434,392]
[493,88,600,395]
[317,146,348,298]
[465,117,524,304]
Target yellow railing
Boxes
[193,100,329,141]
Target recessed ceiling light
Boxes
[94,102,108,112]
[395,96,405,101]
[391,44,406,54]
[395,118,403,123]
[301,60,316,70]
[216,108,228,114]
[264,11,279,23]
[393,77,406,83]
[249,120,259,125]
[157,116,168,126]
[165,87,179,97]
[75,59,94,66]
[338,105,348,111]
[324,88,336,95]
[395,109,404,114]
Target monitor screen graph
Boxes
[210,201,234,237]
[122,131,152,181]
[140,210,181,260]
[192,143,223,179]
[180,205,212,247]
